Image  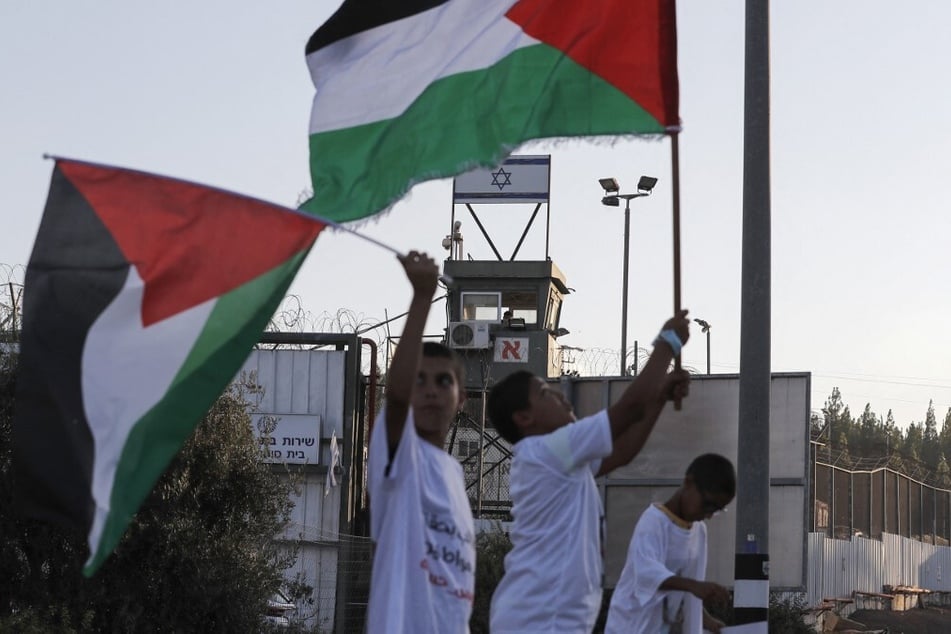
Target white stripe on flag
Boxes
[83,266,212,558]
[307,0,534,133]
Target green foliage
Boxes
[0,350,304,632]
[768,594,813,633]
[707,593,811,633]
[817,388,951,486]
[469,529,512,634]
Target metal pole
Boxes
[477,385,486,516]
[734,0,771,629]
[736,0,771,551]
[620,198,631,376]
[706,329,711,375]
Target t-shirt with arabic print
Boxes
[367,406,475,634]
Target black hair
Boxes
[686,453,736,498]
[486,370,535,444]
[422,341,465,385]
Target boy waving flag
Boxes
[302,0,679,222]
[12,158,325,575]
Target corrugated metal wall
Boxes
[241,346,357,633]
[806,532,951,606]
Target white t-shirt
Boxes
[367,407,476,634]
[490,410,613,633]
[604,503,708,634]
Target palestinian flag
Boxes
[12,159,324,575]
[301,0,679,222]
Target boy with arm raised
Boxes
[367,251,475,633]
[488,311,691,633]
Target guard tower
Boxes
[441,155,572,517]
[442,155,571,390]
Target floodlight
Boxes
[599,177,620,194]
[636,176,658,193]
[601,195,620,207]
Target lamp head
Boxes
[694,318,711,332]
[599,177,620,194]
[637,175,658,194]
[601,195,620,207]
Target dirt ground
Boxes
[847,607,951,634]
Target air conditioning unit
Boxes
[448,321,491,350]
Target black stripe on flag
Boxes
[12,165,129,533]
[306,0,450,54]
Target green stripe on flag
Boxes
[302,43,662,222]
[84,251,309,574]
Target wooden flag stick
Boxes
[670,132,684,410]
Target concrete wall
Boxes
[562,373,811,590]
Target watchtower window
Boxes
[461,292,501,321]
[545,291,562,331]
[501,290,538,326]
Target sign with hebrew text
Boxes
[253,413,321,464]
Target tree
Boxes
[821,388,854,456]
[903,422,924,464]
[942,408,951,467]
[936,454,951,489]
[855,403,883,458]
[922,400,940,469]
[884,410,904,470]
[0,349,304,632]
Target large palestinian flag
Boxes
[301,0,679,222]
[12,159,324,575]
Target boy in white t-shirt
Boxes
[367,251,475,634]
[487,311,692,633]
[605,453,735,634]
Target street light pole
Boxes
[599,176,657,376]
[621,197,631,376]
[695,318,711,374]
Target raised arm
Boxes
[596,310,690,476]
[385,251,439,455]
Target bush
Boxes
[0,350,303,633]
[469,529,513,634]
[768,594,813,634]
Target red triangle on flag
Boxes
[59,161,324,327]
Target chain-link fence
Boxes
[446,395,513,519]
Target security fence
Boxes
[814,459,951,545]
[447,394,513,518]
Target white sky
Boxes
[2,1,949,429]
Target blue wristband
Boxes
[654,329,683,356]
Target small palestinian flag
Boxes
[302,0,679,222]
[12,159,325,575]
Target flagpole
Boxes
[42,154,453,282]
[670,132,683,410]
